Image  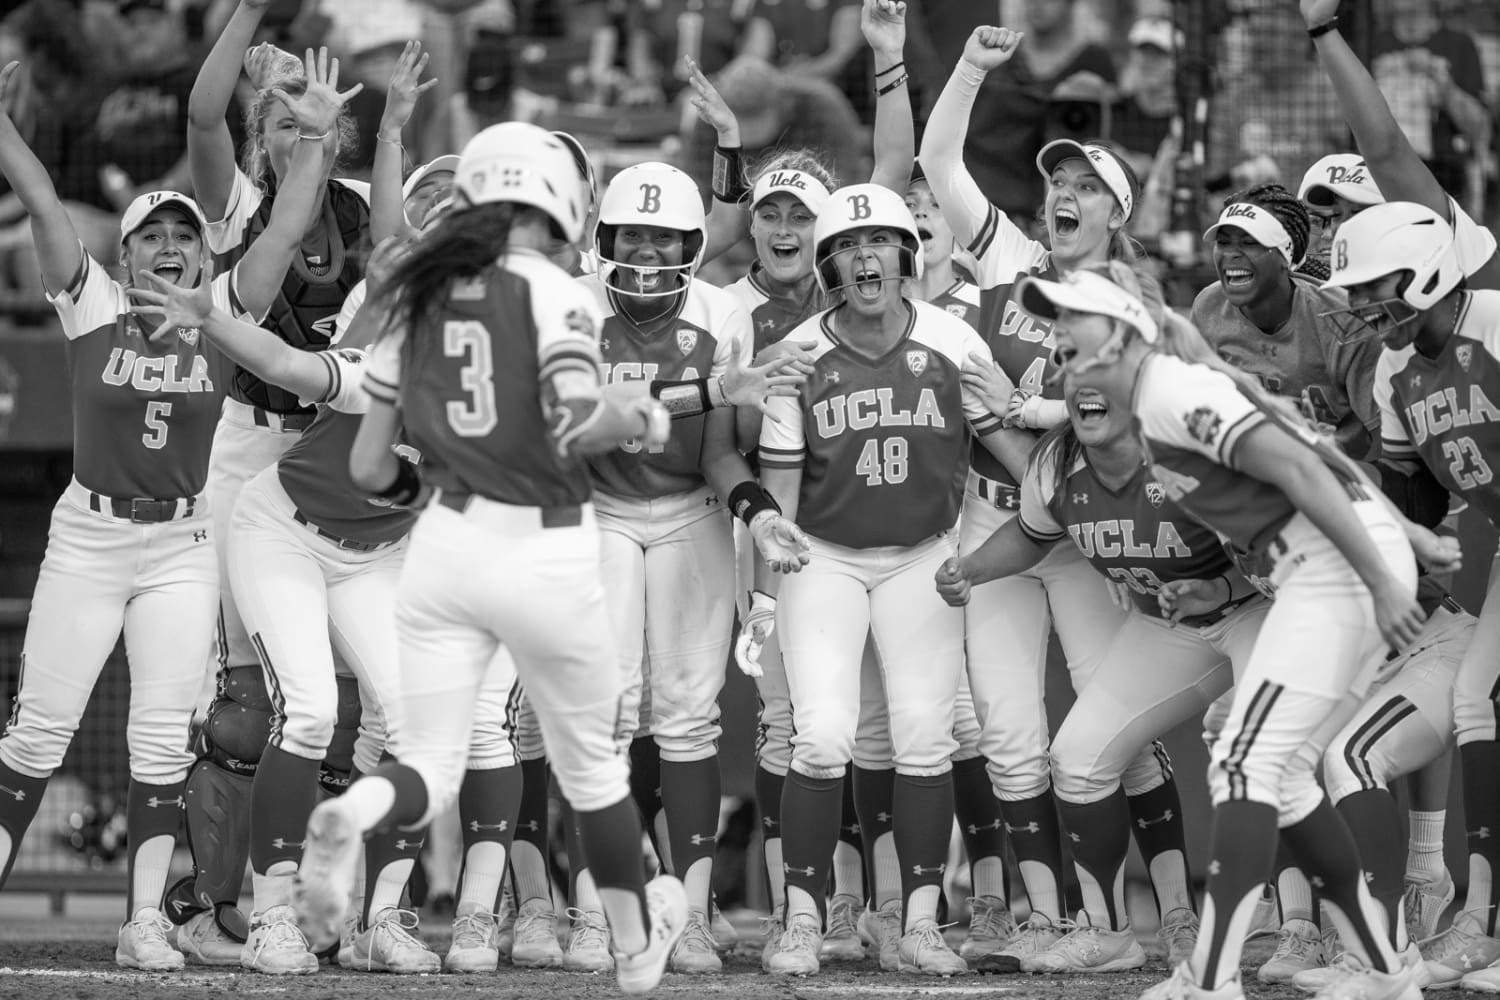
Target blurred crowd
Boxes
[0,0,1497,305]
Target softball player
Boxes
[756,183,1031,978]
[921,27,1194,968]
[937,363,1273,975]
[1323,202,1500,992]
[290,122,691,997]
[0,54,317,970]
[1019,263,1429,1000]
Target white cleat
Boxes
[1310,957,1421,999]
[858,899,903,971]
[1023,913,1146,974]
[176,908,243,966]
[241,905,318,975]
[563,907,614,973]
[444,902,500,973]
[1159,908,1201,969]
[293,798,361,953]
[615,874,689,995]
[510,897,563,968]
[1245,887,1281,942]
[117,907,185,972]
[344,907,440,973]
[898,917,968,976]
[1418,909,1500,989]
[976,911,1063,974]
[1404,869,1455,943]
[709,898,738,955]
[1258,918,1325,984]
[668,908,723,974]
[820,894,865,962]
[1141,962,1249,999]
[767,911,822,977]
[958,894,1016,960]
[759,905,785,973]
[1460,964,1500,993]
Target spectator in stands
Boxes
[621,0,770,104]
[1370,0,1489,210]
[1110,14,1178,181]
[1207,2,1346,196]
[751,0,870,122]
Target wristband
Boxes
[297,129,331,142]
[373,456,422,506]
[875,60,905,78]
[712,144,748,204]
[654,378,712,418]
[1307,16,1338,39]
[711,373,728,409]
[729,480,780,526]
[877,73,909,97]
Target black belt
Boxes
[436,490,584,528]
[89,493,196,523]
[1178,593,1261,629]
[252,407,316,431]
[292,509,389,552]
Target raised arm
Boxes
[684,57,750,266]
[190,0,275,221]
[863,0,913,194]
[371,41,438,244]
[0,62,82,294]
[917,26,1025,251]
[234,49,363,318]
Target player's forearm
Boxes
[371,119,415,245]
[977,427,1038,484]
[350,401,403,493]
[190,1,265,129]
[868,41,912,194]
[201,305,331,400]
[0,115,82,293]
[918,58,994,250]
[1277,452,1405,598]
[961,516,1048,586]
[236,136,326,316]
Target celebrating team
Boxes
[1,0,1499,997]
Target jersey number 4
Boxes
[855,436,908,486]
[444,320,498,437]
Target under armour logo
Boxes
[193,530,207,543]
[784,863,817,878]
[1004,821,1040,835]
[468,820,508,833]
[271,838,305,850]
[1471,827,1492,840]
[394,839,420,851]
[1136,810,1174,828]
[1309,876,1325,890]
[688,833,716,847]
[763,816,780,829]
[911,864,946,876]
[0,784,26,802]
[758,318,777,332]
[841,823,860,836]
[1072,493,1089,504]
[147,796,185,809]
[876,811,892,824]
[1208,860,1221,876]
[824,370,841,383]
[600,338,611,352]
[966,820,1003,835]
[1067,831,1081,843]
[517,820,540,833]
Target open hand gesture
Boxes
[749,511,811,573]
[270,48,364,141]
[125,264,217,344]
[684,57,739,145]
[725,338,815,419]
[381,40,438,133]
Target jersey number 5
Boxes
[443,320,498,437]
[856,436,908,485]
[142,401,171,450]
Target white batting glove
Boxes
[749,510,811,573]
[735,590,776,678]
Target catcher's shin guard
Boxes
[168,758,254,925]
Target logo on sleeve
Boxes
[676,328,698,355]
[1183,406,1222,445]
[1145,481,1166,508]
[945,304,969,320]
[565,308,596,340]
[906,350,928,376]
[1457,344,1473,371]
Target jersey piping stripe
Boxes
[60,252,90,302]
[1340,694,1418,793]
[362,369,399,405]
[758,444,806,469]
[251,632,288,749]
[971,411,1004,436]
[1218,679,1283,801]
[1018,513,1065,545]
[538,345,600,384]
[503,679,524,762]
[965,204,1000,263]
[1215,409,1265,468]
[1150,739,1174,781]
[317,351,342,405]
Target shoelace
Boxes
[1008,918,1063,954]
[965,898,1013,940]
[1158,912,1198,948]
[780,916,822,954]
[826,901,860,938]
[1270,926,1316,961]
[515,908,556,941]
[251,915,309,959]
[566,908,610,951]
[130,912,175,948]
[678,917,717,953]
[452,910,498,946]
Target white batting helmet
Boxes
[455,123,588,244]
[595,161,706,298]
[813,183,923,294]
[1322,201,1462,311]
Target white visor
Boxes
[403,154,461,201]
[1017,270,1159,344]
[1036,140,1135,222]
[120,191,208,243]
[1204,202,1295,265]
[751,169,832,215]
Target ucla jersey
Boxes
[926,278,982,332]
[363,250,604,507]
[1019,440,1239,621]
[1377,290,1500,526]
[48,254,246,499]
[1193,275,1380,457]
[210,168,370,413]
[760,300,1003,549]
[579,273,751,499]
[724,263,828,355]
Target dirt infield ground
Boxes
[0,912,1318,1000]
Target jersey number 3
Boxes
[444,320,498,437]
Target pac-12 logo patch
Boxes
[906,349,928,376]
[1145,481,1166,508]
[1183,406,1222,445]
[1457,344,1473,371]
[676,328,698,355]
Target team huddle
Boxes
[1,0,1500,998]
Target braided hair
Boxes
[1223,183,1311,268]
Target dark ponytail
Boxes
[1030,418,1086,513]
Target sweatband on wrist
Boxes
[712,145,748,203]
[1307,17,1339,39]
[653,378,712,418]
[729,481,780,525]
[373,457,421,506]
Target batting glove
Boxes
[735,590,776,678]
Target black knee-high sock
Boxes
[1128,775,1195,915]
[659,756,720,912]
[894,772,954,929]
[995,787,1066,922]
[575,796,649,927]
[250,745,321,873]
[126,777,187,915]
[1058,789,1131,930]
[513,757,552,900]
[781,770,843,922]
[561,799,584,902]
[1197,800,1278,989]
[628,736,665,869]
[1462,740,1500,935]
[1335,788,1406,947]
[853,765,896,905]
[836,775,863,894]
[456,765,523,912]
[362,824,425,925]
[1282,795,1396,973]
[754,766,786,903]
[0,762,48,889]
[953,757,1008,900]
